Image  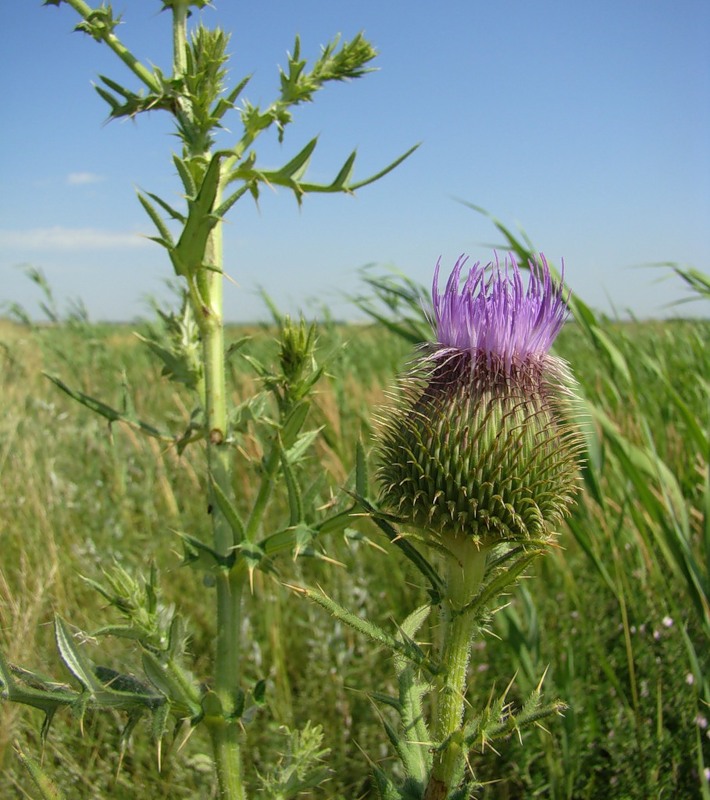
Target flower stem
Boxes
[425,535,487,799]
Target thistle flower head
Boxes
[376,254,583,549]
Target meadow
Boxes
[0,268,708,799]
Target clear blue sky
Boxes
[3,0,709,321]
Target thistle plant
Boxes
[378,254,583,797]
[299,254,584,799]
[1,2,415,798]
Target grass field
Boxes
[1,279,708,798]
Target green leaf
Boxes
[0,651,76,720]
[297,586,433,672]
[170,154,222,278]
[44,373,173,442]
[141,652,201,718]
[253,678,267,705]
[356,496,444,603]
[14,745,67,800]
[54,617,101,692]
[145,191,186,224]
[173,155,197,196]
[284,427,322,465]
[210,476,246,543]
[371,767,402,800]
[279,441,304,526]
[463,547,546,621]
[355,438,369,498]
[280,401,310,449]
[211,75,252,123]
[329,149,357,190]
[345,143,420,192]
[273,137,318,181]
[178,531,232,571]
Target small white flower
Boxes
[662,615,674,628]
[685,672,695,686]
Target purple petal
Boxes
[432,253,569,370]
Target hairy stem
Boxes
[171,0,190,77]
[425,536,487,799]
[168,1,246,787]
[199,189,247,799]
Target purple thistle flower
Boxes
[432,254,568,372]
[376,254,583,548]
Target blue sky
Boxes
[2,0,709,321]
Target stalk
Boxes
[171,0,190,76]
[198,166,247,800]
[59,0,162,93]
[425,536,487,800]
[166,5,246,796]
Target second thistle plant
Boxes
[375,253,584,797]
[298,254,583,799]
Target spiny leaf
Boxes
[141,652,201,718]
[178,531,233,571]
[295,586,433,672]
[173,155,197,196]
[330,149,357,190]
[280,401,310,450]
[138,191,176,250]
[171,154,222,277]
[44,373,173,442]
[54,617,101,692]
[211,74,252,123]
[355,496,444,602]
[145,191,186,224]
[14,745,67,800]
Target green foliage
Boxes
[6,1,709,796]
[255,722,331,799]
[1,308,708,797]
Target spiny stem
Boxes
[425,536,487,798]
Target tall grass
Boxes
[1,269,708,798]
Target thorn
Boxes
[281,582,307,595]
[116,744,125,780]
[536,664,550,693]
[316,554,346,567]
[175,719,195,753]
